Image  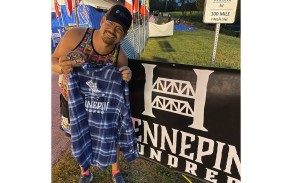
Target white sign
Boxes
[203,0,239,24]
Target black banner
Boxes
[128,60,240,183]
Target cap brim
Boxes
[106,16,128,33]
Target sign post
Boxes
[203,0,239,65]
[211,23,220,65]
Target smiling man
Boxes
[51,4,137,183]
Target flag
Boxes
[83,5,87,17]
[75,0,82,6]
[146,0,149,12]
[125,0,133,14]
[65,0,75,17]
[140,0,146,17]
[133,0,139,13]
[54,0,61,19]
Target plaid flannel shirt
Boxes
[68,63,139,171]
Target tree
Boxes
[195,0,204,12]
[165,0,168,12]
[187,0,197,15]
[179,0,187,17]
[166,0,177,12]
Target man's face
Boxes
[100,18,126,45]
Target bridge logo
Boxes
[141,63,214,132]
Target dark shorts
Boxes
[60,94,69,119]
[60,94,70,135]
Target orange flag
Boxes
[54,0,61,19]
[125,0,133,15]
[140,0,146,17]
[133,0,139,13]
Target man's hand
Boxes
[119,66,132,82]
[59,56,76,74]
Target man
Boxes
[51,4,137,183]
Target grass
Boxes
[143,11,240,69]
[141,29,240,69]
[52,149,205,183]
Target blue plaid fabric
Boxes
[68,62,139,171]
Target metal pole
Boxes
[143,10,146,46]
[82,0,89,27]
[130,4,135,59]
[75,2,79,27]
[211,23,220,65]
[165,0,167,12]
[138,0,141,59]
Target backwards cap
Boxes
[105,4,132,33]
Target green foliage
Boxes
[195,0,205,11]
[166,0,178,12]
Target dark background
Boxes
[128,60,240,182]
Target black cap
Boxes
[106,4,132,33]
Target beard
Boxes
[102,30,117,45]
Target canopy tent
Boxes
[51,0,114,29]
[51,0,113,12]
[148,21,174,37]
[51,0,115,52]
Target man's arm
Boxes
[51,27,87,74]
[118,48,132,82]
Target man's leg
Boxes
[60,94,71,136]
[112,146,125,183]
[112,145,120,172]
[79,167,93,183]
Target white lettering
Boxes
[143,120,159,147]
[84,100,109,113]
[160,125,178,154]
[213,141,226,170]
[195,136,214,163]
[133,117,142,142]
[167,154,178,168]
[190,69,214,131]
[92,101,97,108]
[137,143,145,155]
[142,64,156,117]
[134,118,241,181]
[227,176,241,183]
[149,148,162,161]
[85,101,91,108]
[205,168,218,183]
[224,145,241,176]
[185,160,197,176]
[179,131,195,160]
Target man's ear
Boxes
[122,32,128,39]
[100,16,106,26]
